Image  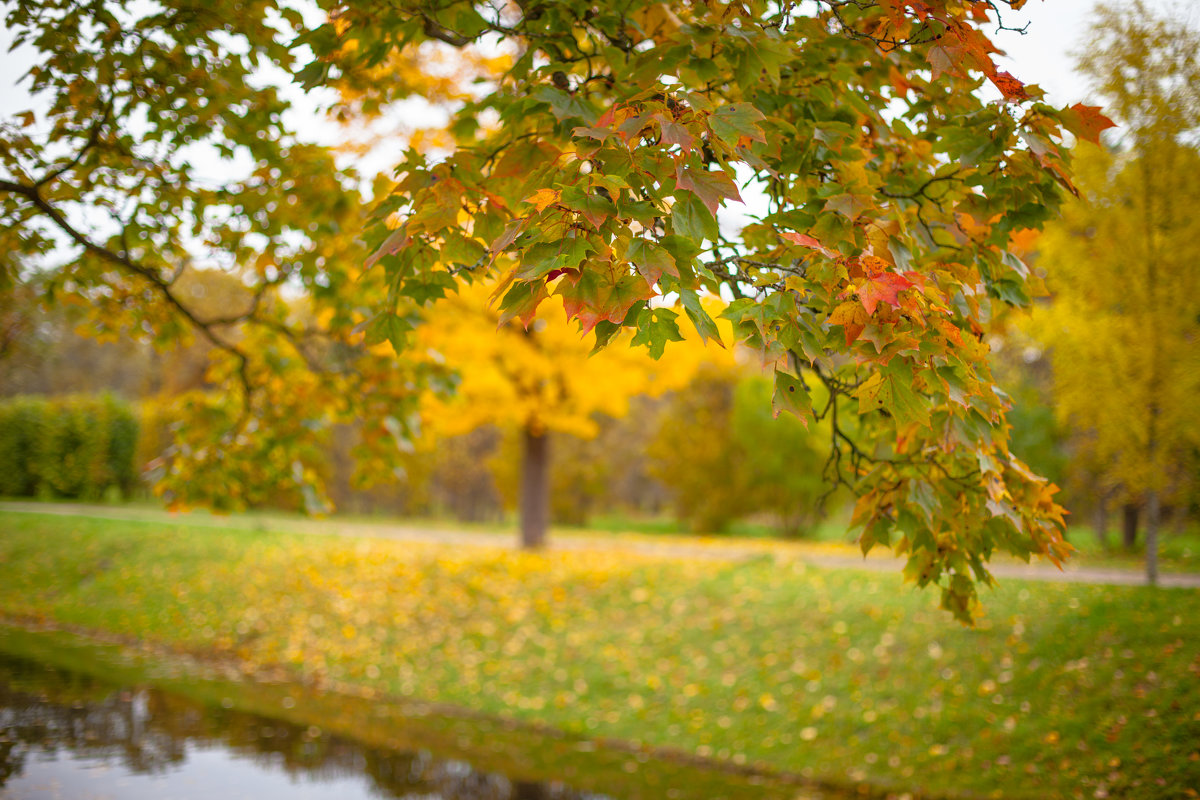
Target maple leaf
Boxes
[1060,103,1117,144]
[675,166,742,216]
[365,227,410,270]
[707,103,767,145]
[854,365,931,429]
[558,268,655,334]
[934,315,965,347]
[625,238,679,286]
[656,114,697,153]
[859,271,915,316]
[927,45,957,82]
[824,193,872,220]
[827,300,868,346]
[857,254,889,278]
[524,188,561,214]
[671,190,719,243]
[990,71,1030,102]
[572,124,612,142]
[781,231,836,258]
[771,368,812,427]
[497,280,549,329]
[489,218,526,255]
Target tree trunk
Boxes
[512,782,550,800]
[1122,503,1139,551]
[1092,490,1110,548]
[519,427,549,549]
[1146,489,1160,586]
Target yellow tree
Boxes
[1031,4,1200,582]
[414,280,720,547]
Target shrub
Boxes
[0,394,140,499]
[0,397,45,497]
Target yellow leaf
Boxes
[524,188,561,214]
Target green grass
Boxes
[0,510,1197,799]
[1064,525,1200,572]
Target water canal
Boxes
[0,627,859,800]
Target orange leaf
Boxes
[990,71,1029,102]
[1062,103,1117,144]
[828,301,868,345]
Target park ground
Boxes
[0,503,1197,799]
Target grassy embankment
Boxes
[0,509,1196,799]
[9,494,1197,574]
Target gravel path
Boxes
[4,500,1198,588]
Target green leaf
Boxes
[659,235,702,279]
[671,191,719,243]
[631,307,684,359]
[708,103,767,145]
[771,368,812,426]
[401,270,457,306]
[855,365,931,429]
[515,236,595,281]
[497,280,548,328]
[680,289,722,345]
[625,238,679,285]
[589,319,622,353]
[363,313,414,352]
[532,86,596,123]
[558,268,655,334]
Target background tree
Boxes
[1030,3,1200,583]
[649,368,839,536]
[648,365,753,534]
[413,280,706,547]
[732,374,838,537]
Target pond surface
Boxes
[0,651,616,800]
[0,637,850,800]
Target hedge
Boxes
[0,394,139,500]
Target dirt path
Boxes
[4,500,1199,588]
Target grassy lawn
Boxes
[0,510,1196,799]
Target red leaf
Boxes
[656,114,697,153]
[860,271,914,316]
[596,104,618,129]
[781,231,836,257]
[908,1,933,22]
[675,165,742,216]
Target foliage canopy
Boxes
[0,0,1111,620]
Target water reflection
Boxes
[0,654,608,800]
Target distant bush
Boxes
[0,397,44,497]
[0,394,139,499]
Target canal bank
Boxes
[0,622,872,800]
